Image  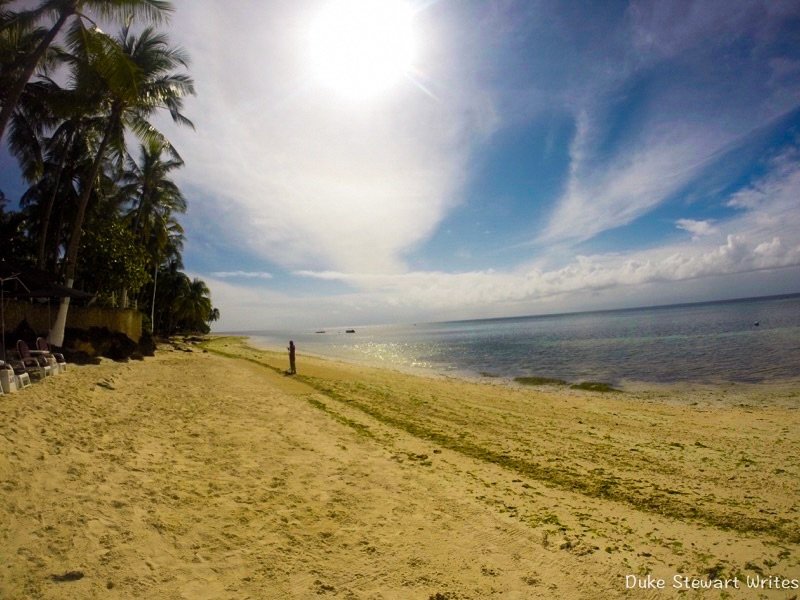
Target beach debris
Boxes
[50,570,84,582]
[96,380,115,390]
[345,329,356,333]
[522,574,541,586]
[314,579,336,594]
[391,451,433,466]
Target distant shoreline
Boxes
[222,334,800,404]
[215,293,800,389]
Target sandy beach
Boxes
[1,337,798,599]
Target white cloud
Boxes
[536,0,799,248]
[158,1,800,329]
[164,0,497,275]
[211,271,273,280]
[629,0,775,60]
[676,218,718,238]
[727,147,800,211]
[296,233,800,310]
[203,145,800,328]
[540,128,721,244]
[300,154,800,312]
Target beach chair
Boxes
[36,337,67,373]
[0,360,31,391]
[1,362,16,392]
[16,340,54,379]
[25,338,60,375]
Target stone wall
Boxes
[2,300,142,343]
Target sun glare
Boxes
[308,0,415,100]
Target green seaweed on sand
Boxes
[202,337,800,544]
[570,381,620,393]
[514,376,568,386]
[301,376,799,541]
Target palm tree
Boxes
[1,6,51,116]
[124,139,186,245]
[49,22,193,345]
[9,77,106,269]
[117,139,186,310]
[0,0,172,141]
[151,258,183,333]
[172,277,212,333]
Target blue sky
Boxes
[2,0,800,330]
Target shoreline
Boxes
[206,337,800,537]
[236,334,800,405]
[1,337,797,598]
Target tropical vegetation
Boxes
[0,0,218,337]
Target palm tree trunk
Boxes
[65,114,116,281]
[48,202,66,273]
[150,261,158,333]
[0,6,75,141]
[49,110,117,346]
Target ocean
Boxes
[241,294,800,385]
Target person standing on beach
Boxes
[288,341,296,375]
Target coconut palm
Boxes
[124,139,186,245]
[49,22,193,345]
[115,138,185,311]
[0,0,172,141]
[9,78,106,269]
[172,276,212,333]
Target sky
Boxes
[2,0,800,331]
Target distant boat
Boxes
[345,329,356,333]
[315,330,326,334]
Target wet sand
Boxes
[0,336,798,598]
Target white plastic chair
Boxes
[0,361,29,392]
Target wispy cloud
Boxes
[206,141,800,328]
[676,219,718,239]
[297,234,800,310]
[727,145,800,211]
[165,0,498,274]
[536,0,799,247]
[540,125,725,244]
[211,271,273,280]
[161,0,800,329]
[296,152,800,310]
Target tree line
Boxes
[0,0,218,337]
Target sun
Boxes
[308,0,416,100]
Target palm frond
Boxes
[90,0,174,25]
[8,108,44,180]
